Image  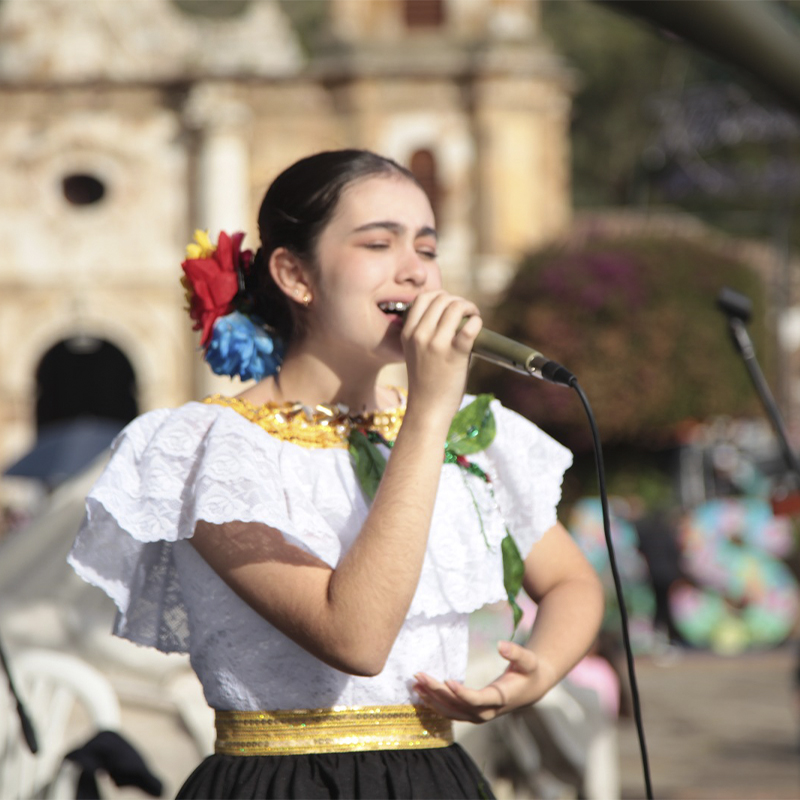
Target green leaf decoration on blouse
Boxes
[348,394,526,633]
[348,428,386,501]
[502,530,525,630]
[446,394,497,456]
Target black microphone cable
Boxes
[484,338,654,797]
[567,375,653,800]
[408,304,654,795]
[466,326,654,797]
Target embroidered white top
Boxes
[68,394,572,712]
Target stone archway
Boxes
[410,148,442,223]
[35,336,138,430]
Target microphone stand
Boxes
[719,290,800,485]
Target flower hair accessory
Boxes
[181,229,284,381]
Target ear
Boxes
[269,247,313,306]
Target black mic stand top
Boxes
[717,287,800,492]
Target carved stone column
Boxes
[184,83,254,397]
[185,82,252,236]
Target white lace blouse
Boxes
[68,394,572,712]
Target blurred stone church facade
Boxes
[0,0,572,465]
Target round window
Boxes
[62,174,106,206]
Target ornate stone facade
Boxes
[0,0,572,470]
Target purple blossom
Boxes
[538,251,646,312]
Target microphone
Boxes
[471,327,575,386]
[390,302,575,386]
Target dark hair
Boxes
[247,150,421,342]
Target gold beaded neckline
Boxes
[203,391,406,450]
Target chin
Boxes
[374,330,405,361]
[373,346,404,365]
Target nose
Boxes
[396,247,428,287]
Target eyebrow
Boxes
[351,221,438,239]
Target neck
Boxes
[268,342,393,414]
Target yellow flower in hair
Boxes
[185,229,216,260]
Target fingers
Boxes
[454,312,483,353]
[413,644,542,723]
[401,291,482,417]
[498,640,539,674]
[402,291,481,353]
[414,676,477,722]
[413,672,504,724]
[446,679,506,709]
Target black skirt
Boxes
[176,744,495,800]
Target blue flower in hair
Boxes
[205,311,284,381]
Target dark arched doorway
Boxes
[36,337,138,430]
[409,149,442,222]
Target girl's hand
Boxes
[401,290,482,421]
[413,641,557,723]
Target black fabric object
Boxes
[176,744,495,800]
[65,729,164,799]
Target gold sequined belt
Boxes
[214,705,454,756]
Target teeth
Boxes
[379,301,411,314]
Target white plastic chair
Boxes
[526,681,621,800]
[456,679,620,800]
[0,648,121,799]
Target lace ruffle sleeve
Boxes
[485,399,573,559]
[401,398,573,619]
[67,402,350,653]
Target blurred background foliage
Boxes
[468,226,768,506]
[472,230,767,447]
[543,0,800,246]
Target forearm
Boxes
[516,575,606,704]
[321,293,481,669]
[325,408,452,670]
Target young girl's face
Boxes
[305,174,442,365]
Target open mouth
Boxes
[378,301,411,316]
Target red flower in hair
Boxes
[181,230,253,347]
